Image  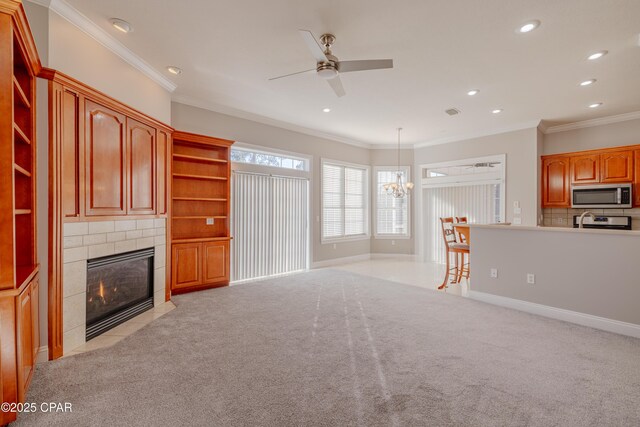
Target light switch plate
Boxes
[206,218,214,225]
[490,268,498,278]
[527,273,535,284]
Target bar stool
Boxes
[455,216,470,283]
[439,217,470,289]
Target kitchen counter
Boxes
[470,223,640,237]
[468,223,640,338]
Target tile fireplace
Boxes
[86,248,154,340]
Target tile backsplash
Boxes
[541,208,640,230]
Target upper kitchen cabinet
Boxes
[46,70,172,220]
[600,150,633,183]
[634,150,640,207]
[85,100,127,216]
[542,155,570,207]
[570,153,599,184]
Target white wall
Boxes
[543,118,640,155]
[413,128,539,258]
[172,102,373,263]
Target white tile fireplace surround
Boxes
[62,219,167,354]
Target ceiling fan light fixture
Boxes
[110,18,133,33]
[317,66,338,80]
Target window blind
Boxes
[376,169,409,236]
[322,161,368,240]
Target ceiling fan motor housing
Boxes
[317,53,339,79]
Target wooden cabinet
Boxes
[172,243,202,289]
[170,131,233,294]
[203,241,230,284]
[0,3,41,423]
[571,154,599,184]
[600,150,633,183]
[634,150,640,207]
[542,156,571,207]
[85,100,127,216]
[127,118,156,214]
[157,130,170,215]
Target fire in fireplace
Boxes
[86,248,154,340]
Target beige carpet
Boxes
[17,269,640,426]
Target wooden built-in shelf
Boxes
[173,153,228,164]
[172,197,227,202]
[13,76,30,108]
[173,215,228,220]
[172,173,227,181]
[14,209,32,215]
[14,163,31,177]
[13,122,31,145]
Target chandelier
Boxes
[383,128,414,198]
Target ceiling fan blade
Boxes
[327,76,345,97]
[268,68,316,81]
[299,29,329,63]
[337,59,393,73]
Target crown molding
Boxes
[171,95,375,149]
[544,111,640,134]
[34,0,176,92]
[413,120,541,149]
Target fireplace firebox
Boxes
[86,248,154,340]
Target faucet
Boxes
[578,211,595,228]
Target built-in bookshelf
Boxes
[170,131,234,293]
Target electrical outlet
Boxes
[206,218,214,225]
[391,240,396,246]
[527,273,535,284]
[332,243,337,249]
[514,207,522,215]
[513,217,522,225]
[490,268,498,278]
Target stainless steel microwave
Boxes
[571,184,632,208]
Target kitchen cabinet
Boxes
[542,156,571,207]
[571,153,599,184]
[600,150,633,183]
[634,150,640,207]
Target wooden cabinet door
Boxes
[16,286,33,402]
[571,154,599,184]
[85,100,126,216]
[127,118,156,214]
[172,243,202,290]
[634,150,640,207]
[600,150,633,183]
[156,130,169,215]
[203,241,229,284]
[30,278,39,362]
[542,156,570,207]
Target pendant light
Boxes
[382,128,414,198]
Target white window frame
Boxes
[321,158,370,243]
[373,166,411,239]
[230,142,310,172]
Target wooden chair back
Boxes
[440,217,457,247]
[455,216,468,242]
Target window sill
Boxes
[373,234,411,240]
[321,235,371,244]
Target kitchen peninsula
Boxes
[468,224,640,338]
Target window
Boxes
[375,167,410,237]
[322,160,369,241]
[231,147,308,171]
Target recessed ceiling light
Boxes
[518,20,540,33]
[166,66,182,75]
[467,89,479,96]
[588,102,602,108]
[580,79,596,86]
[492,109,503,114]
[110,18,132,33]
[587,51,607,60]
[322,108,331,113]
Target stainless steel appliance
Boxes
[571,184,632,208]
[572,215,632,230]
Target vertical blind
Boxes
[376,169,409,235]
[425,183,501,264]
[322,162,368,239]
[231,172,309,282]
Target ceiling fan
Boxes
[269,30,393,97]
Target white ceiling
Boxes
[64,0,640,146]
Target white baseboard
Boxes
[36,345,48,364]
[370,253,418,261]
[468,290,640,339]
[311,253,371,269]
